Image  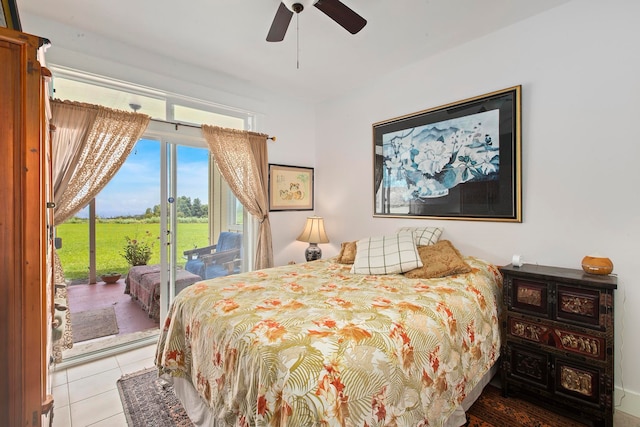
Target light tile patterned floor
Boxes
[51,344,157,427]
[53,343,640,427]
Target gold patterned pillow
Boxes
[403,240,471,279]
[336,241,357,264]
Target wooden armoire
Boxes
[0,26,54,426]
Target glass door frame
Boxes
[145,121,253,321]
[145,122,207,321]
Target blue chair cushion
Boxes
[183,232,243,279]
[217,232,242,252]
[185,259,205,278]
[204,265,229,279]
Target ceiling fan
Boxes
[267,0,367,42]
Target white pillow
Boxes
[350,232,423,275]
[397,226,443,246]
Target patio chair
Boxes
[184,231,242,280]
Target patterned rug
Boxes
[466,385,587,427]
[70,306,119,343]
[118,370,587,427]
[117,368,193,427]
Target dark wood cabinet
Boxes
[500,263,617,427]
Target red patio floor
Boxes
[66,278,158,336]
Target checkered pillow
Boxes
[350,232,423,275]
[398,226,443,246]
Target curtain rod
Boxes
[150,118,276,141]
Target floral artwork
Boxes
[374,86,522,221]
[382,110,500,200]
[268,164,314,211]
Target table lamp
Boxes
[296,216,329,261]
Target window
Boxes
[53,66,255,276]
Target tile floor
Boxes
[53,344,640,427]
[51,343,157,427]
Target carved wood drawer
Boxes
[506,315,607,361]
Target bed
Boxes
[155,241,502,427]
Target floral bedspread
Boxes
[156,257,502,427]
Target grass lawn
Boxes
[56,222,210,280]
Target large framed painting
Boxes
[1,0,21,30]
[373,86,522,222]
[268,164,314,211]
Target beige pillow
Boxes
[337,241,357,264]
[404,240,471,279]
[350,232,422,275]
[397,226,443,246]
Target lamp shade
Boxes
[296,216,329,244]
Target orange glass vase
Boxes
[581,256,613,275]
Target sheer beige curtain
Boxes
[49,100,149,361]
[202,125,274,269]
[51,100,150,224]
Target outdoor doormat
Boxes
[70,306,119,343]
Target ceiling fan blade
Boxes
[267,2,294,42]
[314,0,367,34]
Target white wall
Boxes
[315,0,640,416]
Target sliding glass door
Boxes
[157,135,246,321]
[160,141,209,320]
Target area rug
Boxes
[70,306,119,343]
[118,370,589,427]
[465,385,587,427]
[117,368,193,427]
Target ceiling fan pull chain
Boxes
[296,12,300,69]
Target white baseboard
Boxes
[615,385,640,419]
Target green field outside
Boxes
[56,222,210,279]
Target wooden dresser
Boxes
[0,26,54,426]
[500,263,617,427]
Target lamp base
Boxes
[305,243,322,262]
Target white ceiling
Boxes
[18,0,570,103]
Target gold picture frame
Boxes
[268,164,314,211]
[1,0,21,30]
[373,86,522,222]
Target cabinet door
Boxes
[554,358,602,406]
[0,27,46,427]
[505,344,552,390]
[506,275,551,317]
[555,285,602,328]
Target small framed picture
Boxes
[268,164,314,211]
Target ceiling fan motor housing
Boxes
[283,0,317,13]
